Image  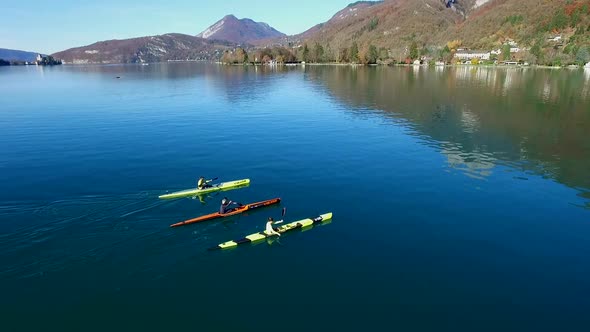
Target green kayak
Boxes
[158,178,250,199]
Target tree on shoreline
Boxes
[313,43,325,63]
[221,48,248,64]
[302,43,310,62]
[325,44,336,63]
[502,44,511,61]
[378,47,389,61]
[236,48,248,63]
[409,41,419,60]
[339,48,349,63]
[576,46,590,66]
[350,42,359,63]
[439,45,452,63]
[367,45,378,64]
[530,39,544,64]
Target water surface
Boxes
[1,63,589,331]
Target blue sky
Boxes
[0,0,354,54]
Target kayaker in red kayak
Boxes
[220,197,241,214]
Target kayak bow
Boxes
[159,179,250,199]
[170,197,281,228]
[209,212,333,250]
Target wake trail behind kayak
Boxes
[0,192,177,280]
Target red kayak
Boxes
[170,198,281,228]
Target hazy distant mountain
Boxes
[0,48,40,62]
[52,33,237,64]
[197,14,285,44]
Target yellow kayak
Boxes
[209,212,333,250]
[158,178,250,199]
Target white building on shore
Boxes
[455,49,491,61]
[455,40,522,62]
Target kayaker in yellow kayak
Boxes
[265,217,281,237]
[197,176,214,190]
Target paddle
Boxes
[274,207,287,224]
[207,177,220,188]
[231,200,244,207]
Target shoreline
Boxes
[7,60,588,71]
[224,62,587,70]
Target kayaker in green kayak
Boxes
[219,197,241,214]
[197,176,214,190]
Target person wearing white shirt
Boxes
[265,217,281,237]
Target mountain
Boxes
[52,33,236,64]
[0,48,41,62]
[298,0,590,63]
[49,0,590,65]
[296,1,385,40]
[297,0,466,52]
[197,14,285,44]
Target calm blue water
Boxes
[1,63,589,331]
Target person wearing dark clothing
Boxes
[219,197,240,214]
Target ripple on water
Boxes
[0,192,178,280]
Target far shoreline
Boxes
[10,60,588,71]
[221,61,589,70]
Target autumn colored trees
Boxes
[220,42,384,65]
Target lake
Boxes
[1,63,589,331]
